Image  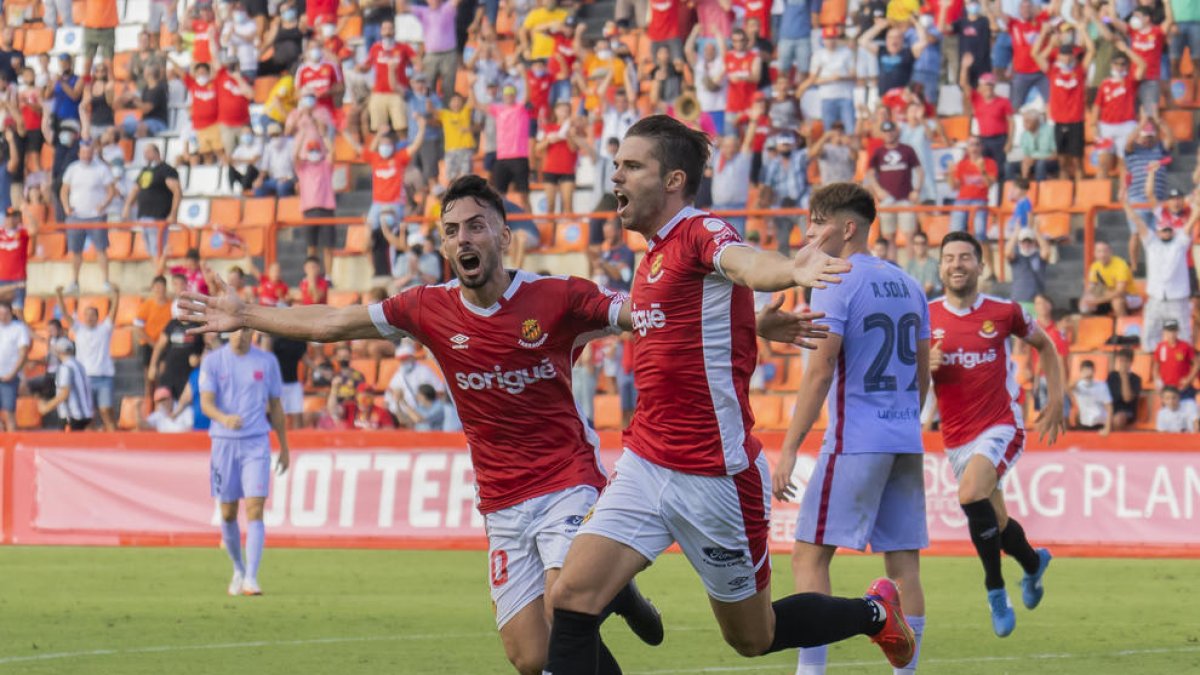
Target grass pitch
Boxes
[0,547,1198,674]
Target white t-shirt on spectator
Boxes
[62,159,116,219]
[694,56,726,113]
[1141,231,1192,301]
[73,318,116,377]
[147,407,194,433]
[222,17,261,73]
[385,361,445,415]
[1073,378,1112,427]
[809,46,856,101]
[0,319,31,377]
[1156,399,1198,432]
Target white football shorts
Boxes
[795,452,928,552]
[484,484,598,629]
[945,424,1025,482]
[578,449,772,603]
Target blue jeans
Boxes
[711,201,747,238]
[254,177,295,197]
[950,199,990,239]
[0,281,25,310]
[0,378,17,412]
[139,218,166,258]
[992,32,1013,71]
[1170,22,1200,67]
[913,70,940,106]
[89,375,114,410]
[820,98,855,134]
[1010,71,1048,109]
[777,38,813,79]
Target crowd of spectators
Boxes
[0,0,1197,433]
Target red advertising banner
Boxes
[2,432,1198,556]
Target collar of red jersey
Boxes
[647,205,705,251]
[456,268,538,317]
[940,293,988,317]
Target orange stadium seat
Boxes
[552,221,588,252]
[375,359,399,390]
[1035,180,1074,211]
[114,294,142,326]
[22,27,54,54]
[338,225,368,255]
[1162,109,1195,142]
[1037,212,1071,240]
[33,232,66,260]
[253,76,279,105]
[276,196,303,224]
[304,396,327,414]
[921,213,951,245]
[105,229,134,260]
[942,116,970,142]
[118,396,142,430]
[163,229,193,258]
[22,296,44,324]
[750,395,783,430]
[1074,316,1114,351]
[235,226,266,257]
[351,358,378,386]
[1073,179,1113,211]
[594,394,622,431]
[241,197,277,227]
[200,229,242,259]
[110,327,133,358]
[27,338,47,363]
[75,295,111,321]
[16,397,41,429]
[1069,352,1110,380]
[210,198,243,227]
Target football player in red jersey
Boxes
[929,230,1066,638]
[544,115,916,674]
[179,174,823,674]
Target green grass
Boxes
[0,548,1198,674]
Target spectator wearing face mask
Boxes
[227,127,261,192]
[222,3,261,81]
[252,123,296,197]
[296,39,345,120]
[258,3,305,77]
[993,0,1051,108]
[1124,188,1194,351]
[189,3,218,66]
[365,120,426,277]
[294,134,337,274]
[1033,25,1094,184]
[180,62,224,164]
[359,20,416,135]
[215,58,254,157]
[1120,6,1169,118]
[1091,42,1145,178]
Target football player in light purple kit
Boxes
[199,326,290,596]
[774,183,932,675]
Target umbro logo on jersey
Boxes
[647,254,665,283]
[450,333,470,350]
[979,320,998,339]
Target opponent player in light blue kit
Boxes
[775,183,931,675]
[199,326,290,596]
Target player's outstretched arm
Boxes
[1024,327,1067,444]
[178,275,382,342]
[719,235,851,292]
[773,332,843,502]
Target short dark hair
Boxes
[1013,177,1030,191]
[442,175,507,227]
[941,230,984,261]
[304,256,321,266]
[0,300,11,314]
[1116,348,1134,361]
[624,114,711,199]
[874,237,890,248]
[1080,359,1095,371]
[151,275,166,286]
[418,383,438,400]
[912,231,928,243]
[1163,385,1181,397]
[809,182,877,228]
[186,248,201,261]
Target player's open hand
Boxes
[223,414,243,430]
[1034,400,1066,445]
[792,230,851,289]
[178,275,245,335]
[772,452,798,502]
[929,339,944,373]
[756,295,830,348]
[276,449,290,476]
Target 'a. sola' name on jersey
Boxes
[630,303,666,336]
[455,359,557,394]
[941,347,999,369]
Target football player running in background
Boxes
[775,182,931,675]
[928,231,1065,637]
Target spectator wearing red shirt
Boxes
[536,101,583,214]
[737,0,772,40]
[723,30,761,125]
[365,120,426,277]
[296,40,345,118]
[215,62,254,156]
[1000,0,1050,109]
[548,18,582,104]
[647,0,685,62]
[298,256,330,305]
[169,249,213,296]
[1152,320,1199,398]
[1034,27,1094,182]
[525,59,555,124]
[1092,45,1145,176]
[358,21,416,134]
[0,207,32,311]
[960,68,1013,180]
[256,262,290,306]
[1123,7,1169,118]
[183,63,223,163]
[948,136,998,240]
[340,383,398,430]
[190,4,218,65]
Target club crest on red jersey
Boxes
[979,320,997,339]
[647,254,665,283]
[518,318,548,348]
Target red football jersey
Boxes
[215,70,251,127]
[371,270,622,513]
[0,227,29,282]
[724,51,757,114]
[1047,63,1085,124]
[297,61,342,113]
[647,0,682,41]
[1008,13,1047,74]
[624,207,762,476]
[1130,26,1164,83]
[1096,73,1137,124]
[184,74,219,129]
[929,295,1035,448]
